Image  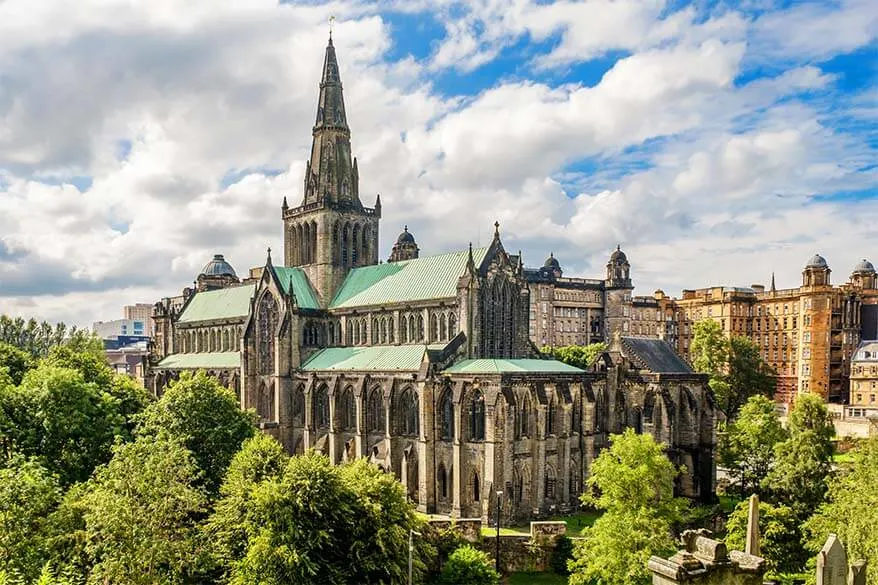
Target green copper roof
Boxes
[330,248,489,309]
[178,284,255,323]
[442,359,584,374]
[273,266,320,309]
[155,352,241,370]
[301,345,444,372]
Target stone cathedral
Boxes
[148,36,716,521]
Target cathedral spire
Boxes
[302,34,359,208]
[770,272,776,292]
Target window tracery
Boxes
[257,294,279,375]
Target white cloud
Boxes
[0,0,875,327]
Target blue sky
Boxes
[0,0,875,325]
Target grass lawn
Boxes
[545,510,601,537]
[832,452,855,464]
[480,525,530,537]
[506,572,568,584]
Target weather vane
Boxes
[329,15,336,39]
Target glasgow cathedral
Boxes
[148,36,716,521]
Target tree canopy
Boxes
[725,500,807,575]
[136,371,255,493]
[540,343,607,369]
[690,319,775,419]
[438,545,499,585]
[717,394,787,496]
[568,430,685,585]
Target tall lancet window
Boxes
[257,294,279,375]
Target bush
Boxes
[549,536,573,575]
[439,545,500,585]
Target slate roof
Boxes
[155,351,241,369]
[273,266,320,309]
[178,284,255,323]
[852,340,878,362]
[330,248,489,309]
[301,345,445,372]
[442,359,584,374]
[621,337,692,373]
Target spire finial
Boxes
[266,246,272,265]
[282,196,288,210]
[328,15,335,43]
[770,271,776,292]
[404,225,408,232]
[617,243,621,251]
[494,221,500,238]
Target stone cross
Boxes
[745,494,760,556]
[817,534,848,585]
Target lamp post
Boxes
[408,528,421,585]
[495,490,503,574]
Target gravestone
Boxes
[745,494,760,556]
[850,560,867,585]
[817,534,848,585]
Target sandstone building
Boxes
[147,37,716,521]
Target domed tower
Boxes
[604,245,634,341]
[388,226,419,263]
[196,254,240,291]
[544,252,562,279]
[802,254,831,287]
[850,259,876,289]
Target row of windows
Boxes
[291,385,420,436]
[177,326,243,353]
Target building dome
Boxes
[396,226,415,244]
[806,254,828,269]
[853,259,875,273]
[610,245,628,264]
[544,252,560,270]
[200,254,237,278]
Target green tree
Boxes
[0,365,124,485]
[107,375,152,435]
[0,343,33,386]
[0,457,61,582]
[725,500,806,575]
[43,482,91,582]
[763,394,834,517]
[805,436,878,585]
[207,434,288,573]
[45,342,113,389]
[228,451,427,585]
[541,343,607,369]
[690,320,774,419]
[84,436,209,585]
[136,371,255,492]
[718,395,786,496]
[438,545,499,585]
[0,316,82,359]
[568,430,685,585]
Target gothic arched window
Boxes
[315,385,330,429]
[545,466,556,501]
[399,388,419,436]
[360,319,367,345]
[439,314,447,341]
[470,390,485,441]
[257,294,279,375]
[429,314,438,342]
[643,392,656,425]
[380,318,387,344]
[438,464,448,499]
[346,320,353,345]
[547,397,555,436]
[400,317,407,343]
[340,387,356,431]
[388,316,395,343]
[473,473,480,502]
[372,318,379,344]
[449,312,457,336]
[292,385,305,426]
[439,390,454,441]
[417,315,425,342]
[366,389,385,433]
[352,224,361,266]
[515,395,530,439]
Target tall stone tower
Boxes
[282,36,381,306]
[604,245,634,340]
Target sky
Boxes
[0,0,876,327]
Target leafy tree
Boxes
[690,320,774,419]
[84,436,209,585]
[540,343,607,369]
[136,371,255,492]
[43,482,91,582]
[1,365,124,485]
[0,457,61,582]
[228,451,428,585]
[45,342,113,389]
[725,500,807,575]
[718,395,786,496]
[107,374,152,435]
[0,316,84,359]
[805,436,878,585]
[763,394,834,517]
[438,545,499,585]
[207,434,288,573]
[0,343,33,386]
[568,430,685,585]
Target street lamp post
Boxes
[495,490,503,574]
[408,528,421,585]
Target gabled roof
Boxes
[178,284,256,323]
[442,359,584,374]
[155,351,240,370]
[272,266,320,309]
[330,248,489,309]
[621,337,692,373]
[301,345,445,372]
